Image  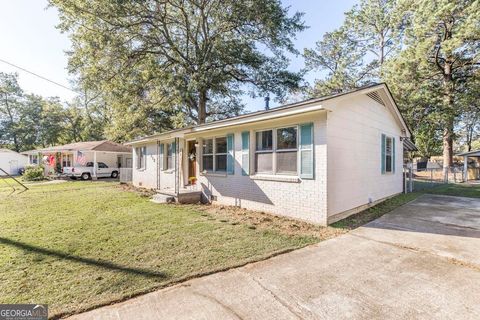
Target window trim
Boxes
[384,135,394,174]
[136,146,146,170]
[254,125,299,176]
[202,136,227,173]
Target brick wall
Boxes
[196,113,328,225]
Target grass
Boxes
[427,183,480,198]
[0,181,319,318]
[0,180,478,318]
[332,182,480,229]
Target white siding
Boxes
[0,150,28,175]
[132,143,158,189]
[325,94,404,220]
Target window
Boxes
[215,137,227,172]
[255,130,273,173]
[276,127,297,174]
[381,134,395,174]
[255,126,297,175]
[29,155,38,165]
[202,137,227,172]
[98,162,108,168]
[136,146,146,170]
[202,139,213,171]
[166,143,174,170]
[62,154,72,167]
[385,136,393,173]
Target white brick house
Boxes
[126,84,415,225]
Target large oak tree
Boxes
[50,0,305,138]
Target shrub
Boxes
[23,166,45,181]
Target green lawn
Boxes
[427,183,480,198]
[0,181,319,318]
[1,180,478,318]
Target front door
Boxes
[187,140,197,185]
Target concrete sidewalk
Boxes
[70,194,480,320]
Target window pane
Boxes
[203,139,213,154]
[255,152,273,173]
[216,137,227,154]
[386,155,392,172]
[277,127,297,150]
[216,154,227,171]
[203,155,213,171]
[277,151,297,174]
[256,130,273,151]
[385,137,392,172]
[167,143,173,156]
[167,156,173,169]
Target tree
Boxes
[49,0,305,131]
[0,73,24,151]
[304,0,404,96]
[389,0,479,178]
[304,28,369,96]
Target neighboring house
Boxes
[126,83,416,225]
[0,149,28,175]
[457,149,480,181]
[22,140,132,177]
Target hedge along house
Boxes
[22,140,133,178]
[127,84,415,225]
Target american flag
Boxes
[76,151,86,166]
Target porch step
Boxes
[153,190,202,204]
[151,193,175,204]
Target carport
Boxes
[22,140,132,179]
[457,149,480,182]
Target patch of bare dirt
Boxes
[116,183,156,197]
[192,203,347,240]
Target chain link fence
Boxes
[403,164,465,192]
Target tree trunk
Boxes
[442,66,454,182]
[442,118,454,181]
[198,89,207,124]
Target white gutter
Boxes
[190,103,325,133]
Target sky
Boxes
[0,0,357,112]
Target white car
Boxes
[63,162,120,180]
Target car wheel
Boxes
[81,173,91,180]
[111,171,119,178]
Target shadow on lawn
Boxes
[0,237,167,279]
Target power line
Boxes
[0,57,79,94]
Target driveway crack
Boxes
[237,270,309,319]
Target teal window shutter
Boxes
[227,134,235,174]
[299,123,314,179]
[381,134,386,174]
[159,143,164,170]
[241,131,250,175]
[392,137,396,173]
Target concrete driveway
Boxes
[71,194,480,320]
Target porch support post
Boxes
[175,137,180,196]
[93,151,98,180]
[464,155,468,182]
